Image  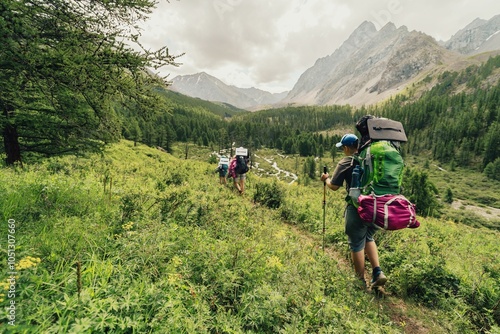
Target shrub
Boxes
[253,180,285,209]
[402,168,441,217]
[391,258,460,308]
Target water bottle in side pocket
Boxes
[349,165,363,206]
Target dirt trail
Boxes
[286,224,431,334]
[451,199,500,220]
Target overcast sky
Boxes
[138,0,500,93]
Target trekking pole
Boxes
[322,165,327,252]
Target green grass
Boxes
[0,140,499,333]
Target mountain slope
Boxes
[281,22,465,107]
[5,140,499,332]
[170,72,287,109]
[156,87,248,117]
[444,14,500,55]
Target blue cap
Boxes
[335,134,358,148]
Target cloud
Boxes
[138,0,500,93]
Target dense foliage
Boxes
[226,105,354,154]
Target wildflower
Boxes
[122,222,134,231]
[167,273,181,285]
[16,256,42,270]
[274,230,287,240]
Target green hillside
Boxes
[156,88,248,118]
[1,141,499,333]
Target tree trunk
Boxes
[3,124,22,166]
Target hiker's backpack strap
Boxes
[362,144,374,193]
[350,155,357,167]
[358,139,372,153]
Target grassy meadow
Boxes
[1,140,499,333]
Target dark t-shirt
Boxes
[330,156,355,193]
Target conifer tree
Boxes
[0,0,180,164]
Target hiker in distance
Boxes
[320,133,387,290]
[229,155,247,195]
[216,156,229,185]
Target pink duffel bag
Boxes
[357,194,420,230]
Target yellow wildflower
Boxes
[16,256,42,270]
[274,230,287,240]
[122,222,134,231]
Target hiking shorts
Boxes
[234,173,246,181]
[344,204,377,252]
[219,169,228,177]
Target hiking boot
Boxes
[370,271,387,288]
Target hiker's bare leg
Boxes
[351,250,366,280]
[239,179,245,194]
[364,241,380,269]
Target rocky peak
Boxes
[282,20,456,106]
[445,14,500,54]
[337,21,377,56]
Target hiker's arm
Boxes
[322,158,350,191]
[327,178,341,191]
[321,173,341,191]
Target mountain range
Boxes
[169,72,288,110]
[169,14,500,110]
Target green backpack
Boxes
[349,116,408,204]
[358,140,404,195]
[351,116,421,230]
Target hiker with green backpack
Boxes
[321,133,387,291]
[353,116,419,231]
[321,115,420,291]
